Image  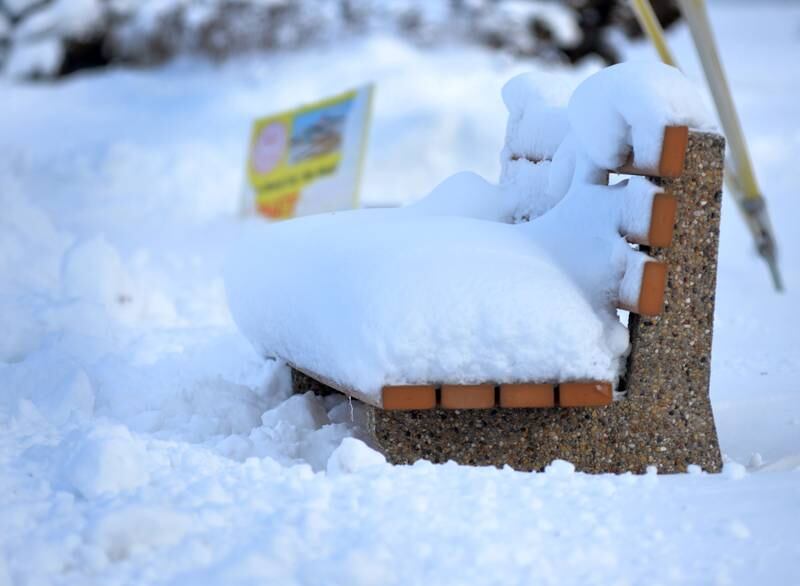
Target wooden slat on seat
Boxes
[440,384,495,409]
[559,382,613,407]
[382,385,437,410]
[294,374,616,411]
[499,383,555,408]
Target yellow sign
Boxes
[244,85,374,220]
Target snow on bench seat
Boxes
[226,212,628,407]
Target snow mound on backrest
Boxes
[568,61,713,170]
[502,72,573,163]
[500,72,575,220]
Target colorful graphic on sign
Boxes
[244,85,374,220]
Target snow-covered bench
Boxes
[286,123,686,411]
[226,62,725,472]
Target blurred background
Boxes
[0,0,682,78]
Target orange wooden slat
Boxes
[382,385,437,410]
[617,126,689,178]
[637,261,668,317]
[559,382,613,407]
[648,192,678,248]
[499,383,555,408]
[440,384,496,409]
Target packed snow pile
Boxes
[225,62,711,401]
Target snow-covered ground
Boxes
[1,2,799,584]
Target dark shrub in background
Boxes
[0,0,679,79]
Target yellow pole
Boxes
[628,0,782,290]
[676,0,761,200]
[630,0,677,67]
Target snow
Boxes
[4,37,63,78]
[499,71,575,220]
[225,210,629,399]
[568,61,714,170]
[1,2,800,584]
[0,349,94,424]
[51,423,151,499]
[409,171,518,221]
[501,71,574,163]
[326,437,387,475]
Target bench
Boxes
[290,126,725,473]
